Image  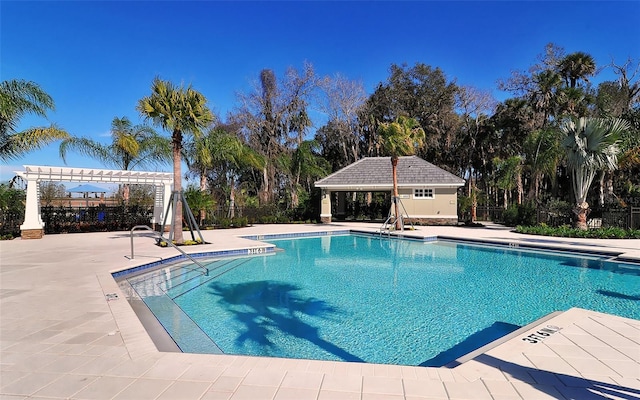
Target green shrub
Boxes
[231,216,248,227]
[503,203,537,227]
[516,225,640,239]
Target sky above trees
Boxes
[2,0,639,180]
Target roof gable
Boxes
[315,156,465,189]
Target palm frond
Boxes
[59,137,116,167]
[1,125,69,161]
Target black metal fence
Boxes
[41,205,154,234]
[0,210,23,238]
[467,203,639,230]
[537,205,639,229]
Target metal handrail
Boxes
[130,225,209,276]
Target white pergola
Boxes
[16,165,174,239]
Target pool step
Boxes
[141,292,224,354]
[126,263,203,291]
[126,258,249,300]
[166,258,253,299]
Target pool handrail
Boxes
[129,225,209,276]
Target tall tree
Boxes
[185,124,263,219]
[455,85,497,220]
[523,128,564,202]
[558,52,596,89]
[137,77,214,243]
[316,74,367,168]
[360,63,458,165]
[59,116,169,170]
[531,70,563,127]
[608,57,640,113]
[0,79,69,161]
[236,63,317,204]
[493,156,524,209]
[60,116,169,203]
[287,140,330,208]
[377,116,426,230]
[560,117,629,230]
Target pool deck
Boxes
[0,222,638,400]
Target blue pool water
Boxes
[122,234,640,366]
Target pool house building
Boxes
[315,156,465,225]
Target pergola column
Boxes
[20,177,44,239]
[320,189,332,224]
[160,183,173,231]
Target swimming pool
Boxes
[118,233,640,367]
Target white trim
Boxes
[314,183,464,190]
[407,215,459,219]
[16,165,173,184]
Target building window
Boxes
[414,188,434,199]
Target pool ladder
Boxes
[129,225,209,276]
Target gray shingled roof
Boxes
[315,156,465,189]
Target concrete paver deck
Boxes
[1,222,638,399]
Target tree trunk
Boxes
[259,166,269,204]
[229,176,236,219]
[199,171,207,224]
[392,157,401,230]
[123,184,130,204]
[516,170,523,205]
[574,202,589,230]
[200,172,207,192]
[598,171,605,207]
[172,132,184,244]
[470,185,477,223]
[605,172,615,205]
[291,171,300,209]
[466,172,476,222]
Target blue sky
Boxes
[2,1,639,183]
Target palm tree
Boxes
[493,156,524,209]
[523,128,564,202]
[287,140,330,209]
[377,116,426,230]
[0,79,69,161]
[531,70,562,127]
[560,117,629,230]
[59,116,170,170]
[137,77,214,243]
[558,52,596,89]
[185,125,264,219]
[60,116,170,202]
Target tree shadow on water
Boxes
[207,280,364,362]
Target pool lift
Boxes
[380,195,414,235]
[161,190,205,245]
[129,225,210,276]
